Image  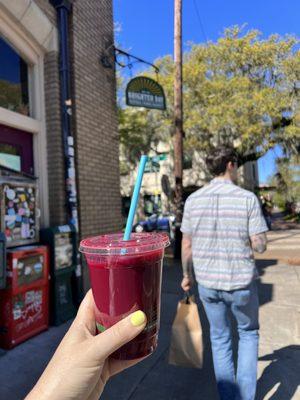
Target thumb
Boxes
[91,311,147,361]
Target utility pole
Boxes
[174,0,184,258]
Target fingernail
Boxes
[130,310,146,327]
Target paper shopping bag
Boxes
[168,295,203,368]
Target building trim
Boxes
[0,1,58,54]
[0,4,50,227]
[0,107,41,134]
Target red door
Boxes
[0,124,34,175]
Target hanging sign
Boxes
[126,76,166,110]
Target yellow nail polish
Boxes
[130,310,146,327]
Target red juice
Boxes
[80,233,169,360]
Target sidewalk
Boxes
[0,235,299,399]
[256,229,300,266]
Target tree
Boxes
[119,27,300,168]
[270,155,300,211]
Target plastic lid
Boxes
[79,232,170,255]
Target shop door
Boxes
[0,124,34,175]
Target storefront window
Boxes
[0,37,30,115]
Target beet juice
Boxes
[80,232,169,360]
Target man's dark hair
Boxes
[206,146,239,176]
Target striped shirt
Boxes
[181,178,268,290]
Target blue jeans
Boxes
[198,281,259,400]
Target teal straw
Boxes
[123,155,148,241]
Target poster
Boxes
[54,233,73,270]
[0,180,39,247]
[16,255,44,286]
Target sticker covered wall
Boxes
[0,178,40,247]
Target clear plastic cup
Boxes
[79,232,169,360]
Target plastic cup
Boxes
[79,232,169,360]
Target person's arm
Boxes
[250,232,267,254]
[181,233,194,291]
[182,233,193,276]
[25,290,147,400]
[248,194,268,254]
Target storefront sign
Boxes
[126,77,166,110]
[145,154,167,173]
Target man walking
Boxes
[181,146,268,400]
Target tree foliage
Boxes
[119,27,300,167]
[270,155,300,209]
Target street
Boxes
[0,228,299,400]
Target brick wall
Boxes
[71,0,122,240]
[34,0,122,290]
[44,50,66,226]
[31,0,66,226]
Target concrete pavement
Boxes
[257,229,300,265]
[0,229,299,400]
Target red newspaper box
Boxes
[0,285,49,349]
[0,245,50,349]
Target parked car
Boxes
[133,213,175,239]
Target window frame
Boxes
[0,9,49,227]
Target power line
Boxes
[193,0,208,43]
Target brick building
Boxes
[0,0,122,290]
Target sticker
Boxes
[17,262,24,270]
[16,215,22,223]
[96,322,106,333]
[18,208,25,216]
[13,259,18,269]
[35,291,42,304]
[19,194,26,202]
[8,201,14,207]
[58,225,71,233]
[5,215,16,223]
[13,308,22,320]
[8,208,16,216]
[7,221,15,230]
[29,228,35,239]
[25,291,35,305]
[23,202,28,209]
[24,266,31,276]
[68,167,75,178]
[34,263,42,273]
[21,223,30,239]
[6,189,16,200]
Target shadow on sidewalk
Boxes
[255,259,277,307]
[256,345,300,400]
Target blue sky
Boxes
[113,0,299,184]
